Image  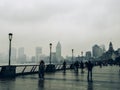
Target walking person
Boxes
[39,60,45,80]
[74,61,79,72]
[63,60,66,73]
[80,61,84,73]
[87,61,93,82]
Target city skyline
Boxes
[0,0,120,57]
[0,41,119,58]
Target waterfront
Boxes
[0,66,120,90]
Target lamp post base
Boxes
[45,64,56,72]
[0,66,16,78]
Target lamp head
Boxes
[50,43,52,47]
[9,33,13,41]
[72,49,74,52]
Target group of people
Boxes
[38,60,93,82]
[63,60,93,82]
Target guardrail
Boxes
[0,64,71,77]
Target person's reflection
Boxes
[63,71,66,76]
[75,70,79,76]
[74,71,79,81]
[38,79,44,89]
[87,82,93,90]
[81,73,84,81]
[63,71,66,81]
[119,70,120,79]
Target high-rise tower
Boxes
[92,44,103,58]
[11,47,17,63]
[108,42,114,53]
[56,42,61,61]
[18,47,26,63]
[36,47,42,62]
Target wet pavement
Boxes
[0,66,120,90]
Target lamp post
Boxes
[8,33,13,66]
[49,43,52,64]
[81,51,83,61]
[0,33,16,78]
[46,43,55,72]
[72,49,74,63]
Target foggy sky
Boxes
[0,0,120,57]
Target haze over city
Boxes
[0,0,120,57]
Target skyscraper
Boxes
[11,47,17,64]
[36,47,42,62]
[108,42,114,53]
[51,52,57,63]
[92,44,103,58]
[86,51,91,60]
[18,47,26,63]
[56,42,61,62]
[100,44,106,53]
[18,47,24,57]
[104,42,115,60]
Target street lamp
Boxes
[0,33,16,78]
[49,43,52,64]
[46,43,55,72]
[8,33,13,66]
[81,51,83,61]
[72,49,74,63]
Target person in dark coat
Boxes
[63,60,66,73]
[87,61,93,82]
[80,61,84,73]
[74,61,79,72]
[39,60,45,79]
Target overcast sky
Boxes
[0,0,120,57]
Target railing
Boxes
[16,65,39,76]
[0,64,71,76]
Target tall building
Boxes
[36,47,42,62]
[56,42,61,62]
[92,44,103,58]
[18,47,26,63]
[100,45,106,53]
[31,56,35,63]
[86,51,91,60]
[11,47,17,64]
[51,52,57,63]
[108,42,114,53]
[104,42,115,60]
[117,48,120,55]
[18,47,24,57]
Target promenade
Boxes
[0,66,120,90]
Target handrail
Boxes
[0,64,71,77]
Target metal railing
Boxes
[0,64,71,76]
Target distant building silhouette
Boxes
[108,42,114,53]
[100,44,106,53]
[56,42,62,62]
[31,56,35,63]
[86,51,92,60]
[117,48,120,55]
[104,42,116,60]
[51,52,58,63]
[36,47,42,63]
[92,45,104,58]
[18,47,24,57]
[11,47,17,64]
[18,47,26,63]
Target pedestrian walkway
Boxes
[0,66,120,90]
